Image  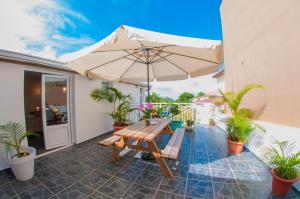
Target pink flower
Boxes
[146,102,153,110]
[138,104,144,111]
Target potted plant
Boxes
[209,118,216,126]
[0,122,37,181]
[209,104,216,126]
[186,119,194,127]
[220,84,266,154]
[263,140,300,196]
[91,87,136,131]
[169,104,183,131]
[138,103,154,126]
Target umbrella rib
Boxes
[151,52,172,63]
[159,50,219,64]
[120,54,143,79]
[86,54,133,73]
[123,57,145,64]
[149,49,189,75]
[123,50,146,64]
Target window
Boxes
[102,81,112,92]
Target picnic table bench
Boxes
[98,118,185,177]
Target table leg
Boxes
[148,141,173,177]
[111,137,126,162]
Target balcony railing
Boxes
[127,103,195,125]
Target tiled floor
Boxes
[1,125,299,199]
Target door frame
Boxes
[41,74,71,150]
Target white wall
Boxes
[0,62,26,169]
[73,75,113,143]
[113,82,144,104]
[0,61,74,170]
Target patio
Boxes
[0,125,299,199]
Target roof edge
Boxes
[0,49,75,72]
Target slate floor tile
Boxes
[122,184,156,199]
[51,158,81,172]
[0,183,17,198]
[213,182,244,199]
[158,177,186,195]
[188,165,211,182]
[65,164,94,181]
[209,158,231,170]
[115,165,143,181]
[80,170,112,190]
[97,162,124,176]
[19,184,54,199]
[98,177,131,199]
[228,160,252,171]
[35,166,61,182]
[234,170,260,183]
[186,179,214,199]
[0,169,15,186]
[210,169,236,183]
[43,173,75,194]
[154,191,184,199]
[57,182,93,199]
[134,170,162,189]
[87,191,112,199]
[238,182,273,199]
[10,176,41,194]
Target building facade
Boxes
[0,50,146,170]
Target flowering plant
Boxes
[139,103,154,119]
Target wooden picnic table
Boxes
[112,118,175,177]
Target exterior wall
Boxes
[0,55,146,170]
[113,82,145,104]
[73,75,113,143]
[221,0,300,190]
[221,0,300,128]
[0,61,75,170]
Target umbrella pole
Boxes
[147,62,150,102]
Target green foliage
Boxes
[177,92,194,103]
[187,120,194,126]
[197,91,206,97]
[169,104,180,117]
[148,92,160,103]
[91,87,135,126]
[219,84,265,117]
[263,140,300,180]
[0,122,37,158]
[154,107,164,118]
[148,92,174,103]
[225,113,254,142]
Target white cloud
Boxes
[151,73,225,99]
[0,0,93,60]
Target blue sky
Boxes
[1,0,223,98]
[57,0,223,56]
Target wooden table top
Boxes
[113,118,170,141]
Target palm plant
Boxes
[263,140,300,180]
[0,122,37,158]
[226,112,254,142]
[219,84,265,118]
[91,87,135,126]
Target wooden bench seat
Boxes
[162,128,185,160]
[98,135,121,147]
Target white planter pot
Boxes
[7,147,36,181]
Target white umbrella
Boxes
[65,25,223,100]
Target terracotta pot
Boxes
[227,139,244,155]
[113,125,128,131]
[271,169,298,196]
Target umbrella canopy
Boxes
[65,25,223,98]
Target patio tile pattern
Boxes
[0,125,299,199]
